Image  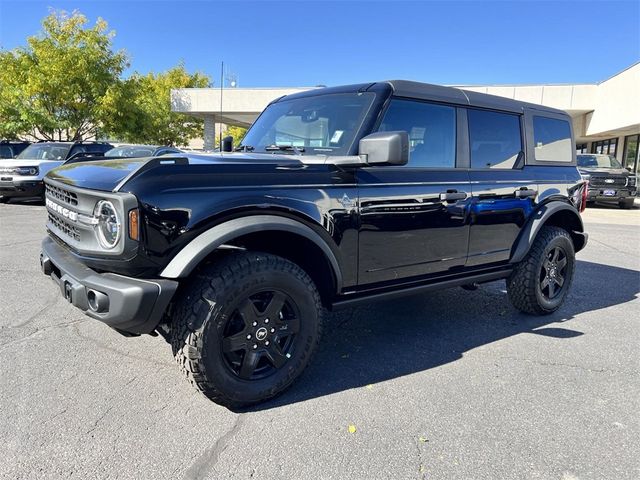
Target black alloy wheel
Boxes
[221,290,300,380]
[539,246,568,301]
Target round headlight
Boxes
[94,200,121,249]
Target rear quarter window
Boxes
[533,116,572,162]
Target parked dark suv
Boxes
[0,140,31,159]
[577,153,637,208]
[40,82,588,408]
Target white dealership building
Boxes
[172,62,640,174]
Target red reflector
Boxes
[580,180,589,213]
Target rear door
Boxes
[356,98,472,285]
[465,108,538,266]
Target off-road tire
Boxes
[507,226,575,315]
[170,251,323,408]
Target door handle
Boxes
[514,188,537,199]
[439,190,468,202]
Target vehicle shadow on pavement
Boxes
[246,260,640,411]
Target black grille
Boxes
[590,176,627,188]
[46,183,78,206]
[48,212,80,241]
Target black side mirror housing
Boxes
[221,136,233,152]
[358,131,409,166]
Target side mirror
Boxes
[626,166,632,172]
[358,131,409,166]
[221,136,233,152]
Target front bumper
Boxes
[40,236,178,334]
[0,178,44,198]
[587,187,636,202]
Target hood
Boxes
[45,153,307,192]
[578,166,630,176]
[0,159,63,168]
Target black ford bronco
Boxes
[40,81,588,408]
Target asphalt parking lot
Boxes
[1,200,638,480]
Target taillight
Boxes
[580,180,589,213]
[128,209,139,241]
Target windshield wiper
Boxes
[234,145,255,152]
[264,144,305,154]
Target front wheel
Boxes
[507,226,576,315]
[171,251,323,408]
[619,198,635,209]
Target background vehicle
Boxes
[0,140,31,159]
[0,141,112,202]
[40,82,588,408]
[63,144,184,165]
[577,153,637,208]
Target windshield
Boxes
[105,146,156,157]
[17,143,71,161]
[577,154,622,168]
[240,92,375,155]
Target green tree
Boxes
[103,64,210,146]
[0,10,127,140]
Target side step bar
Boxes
[331,269,512,310]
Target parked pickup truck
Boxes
[40,81,588,408]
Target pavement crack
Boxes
[589,237,637,256]
[499,355,624,374]
[0,319,87,351]
[183,414,247,480]
[84,404,116,436]
[71,324,172,370]
[8,294,61,329]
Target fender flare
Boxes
[510,202,586,264]
[160,214,343,291]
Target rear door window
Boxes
[533,116,572,162]
[468,109,522,169]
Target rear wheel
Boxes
[507,226,575,315]
[171,251,323,408]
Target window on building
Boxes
[378,99,456,168]
[468,109,522,169]
[591,138,618,156]
[623,134,639,174]
[533,116,572,162]
[576,143,588,154]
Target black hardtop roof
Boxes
[277,80,566,116]
[386,80,565,115]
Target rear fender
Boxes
[510,201,587,263]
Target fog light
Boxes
[87,289,109,313]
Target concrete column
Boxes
[615,135,625,161]
[203,114,216,151]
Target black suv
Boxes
[577,153,637,208]
[40,82,588,408]
[0,140,31,159]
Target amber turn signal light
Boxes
[128,209,139,241]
